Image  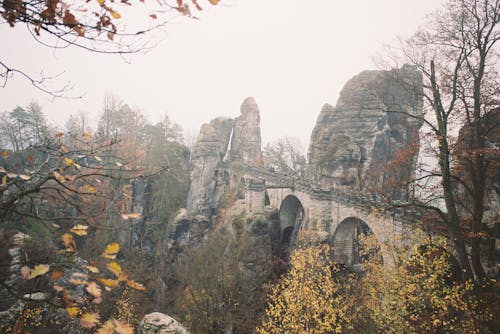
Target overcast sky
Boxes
[0,0,445,151]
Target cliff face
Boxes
[307,65,424,199]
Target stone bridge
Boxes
[235,165,423,267]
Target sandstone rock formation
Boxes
[228,97,264,167]
[307,65,423,200]
[186,97,264,218]
[186,117,234,217]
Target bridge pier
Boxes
[246,179,266,214]
[309,191,334,241]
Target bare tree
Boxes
[0,0,220,96]
[382,0,499,281]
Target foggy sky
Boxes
[0,0,445,151]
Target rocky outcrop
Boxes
[186,117,234,217]
[139,312,189,334]
[307,65,423,199]
[186,97,265,218]
[228,97,264,167]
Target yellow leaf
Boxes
[86,265,100,273]
[113,319,133,334]
[70,224,88,236]
[61,233,76,251]
[96,0,105,5]
[102,242,120,259]
[69,279,88,285]
[64,157,74,166]
[82,132,92,139]
[66,306,80,318]
[98,278,120,288]
[127,279,146,291]
[97,320,115,334]
[86,281,102,298]
[0,150,9,157]
[110,9,121,19]
[28,264,50,279]
[107,261,123,277]
[80,312,100,328]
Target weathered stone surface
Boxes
[139,312,189,334]
[186,117,234,217]
[228,97,264,167]
[307,65,423,199]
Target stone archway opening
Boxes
[279,195,305,247]
[332,217,378,271]
[264,191,270,206]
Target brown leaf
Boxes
[149,14,157,19]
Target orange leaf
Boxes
[0,150,9,157]
[51,270,64,280]
[110,9,121,19]
[61,233,76,251]
[208,0,219,4]
[127,279,146,291]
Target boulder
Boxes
[139,312,189,334]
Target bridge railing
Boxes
[218,164,425,225]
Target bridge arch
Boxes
[332,217,378,269]
[279,195,305,245]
